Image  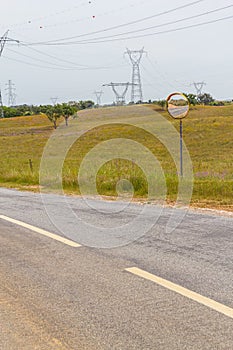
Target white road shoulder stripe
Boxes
[125,267,233,319]
[0,215,81,248]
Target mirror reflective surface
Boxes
[166,93,189,119]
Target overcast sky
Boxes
[0,0,232,105]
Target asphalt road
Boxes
[167,105,189,118]
[0,188,233,349]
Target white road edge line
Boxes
[125,267,233,320]
[0,215,81,248]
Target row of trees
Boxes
[1,100,95,122]
[184,93,215,106]
[155,93,227,108]
[42,103,78,129]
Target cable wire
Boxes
[6,48,83,69]
[42,13,233,45]
[2,53,127,71]
[60,4,233,44]
[22,0,206,45]
[2,55,76,70]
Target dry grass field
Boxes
[0,104,232,210]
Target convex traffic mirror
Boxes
[166,92,190,177]
[166,92,189,119]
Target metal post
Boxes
[29,159,33,173]
[180,120,183,177]
[166,92,189,177]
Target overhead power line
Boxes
[20,44,125,70]
[42,0,152,30]
[2,55,90,70]
[7,48,84,69]
[8,30,94,68]
[21,44,94,68]
[2,54,126,71]
[21,0,206,45]
[2,0,93,29]
[49,13,233,45]
[4,0,151,30]
[59,4,233,44]
[6,36,127,70]
[21,11,233,47]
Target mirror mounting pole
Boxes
[166,92,190,178]
[180,119,183,177]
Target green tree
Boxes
[157,100,166,109]
[45,105,61,129]
[77,100,94,110]
[2,106,20,118]
[61,103,77,126]
[198,93,214,105]
[184,93,197,105]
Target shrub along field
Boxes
[0,105,232,210]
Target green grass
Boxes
[0,105,232,210]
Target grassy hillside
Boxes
[0,105,232,210]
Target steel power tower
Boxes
[0,30,9,57]
[103,82,134,105]
[125,48,146,103]
[5,80,16,106]
[1,31,10,117]
[94,91,103,106]
[0,31,19,116]
[50,97,59,105]
[0,88,4,118]
[192,81,206,100]
[1,30,19,57]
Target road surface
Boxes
[0,188,232,349]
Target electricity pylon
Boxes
[0,31,19,116]
[125,48,146,103]
[94,91,103,106]
[192,81,206,100]
[0,31,6,116]
[5,80,16,106]
[50,97,59,105]
[0,31,9,57]
[0,88,4,118]
[103,82,134,105]
[0,30,19,57]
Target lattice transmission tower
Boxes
[1,30,19,57]
[103,82,134,105]
[0,31,19,116]
[0,88,4,118]
[0,30,9,57]
[192,81,206,100]
[5,80,16,106]
[50,97,59,105]
[94,91,103,106]
[125,48,146,103]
